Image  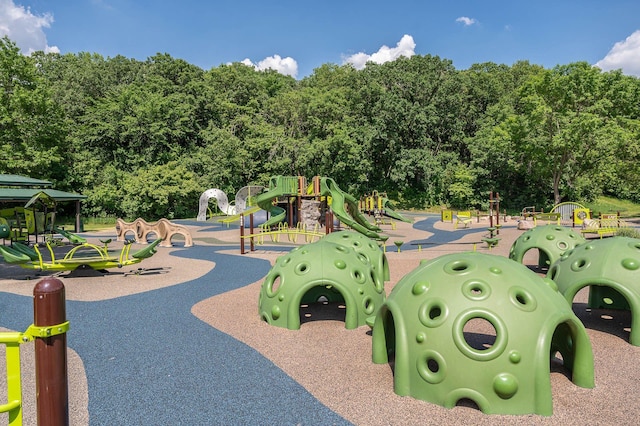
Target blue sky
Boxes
[2,0,640,79]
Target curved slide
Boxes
[381,198,412,223]
[320,178,387,241]
[197,186,264,221]
[198,189,234,220]
[254,176,299,228]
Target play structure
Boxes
[359,191,411,223]
[520,202,592,228]
[548,236,640,346]
[0,238,163,272]
[509,225,587,269]
[370,252,594,416]
[253,175,388,242]
[259,231,389,330]
[0,175,86,238]
[0,205,55,244]
[115,218,193,247]
[196,185,264,220]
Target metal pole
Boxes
[240,215,245,255]
[33,277,69,426]
[249,213,255,252]
[74,200,81,233]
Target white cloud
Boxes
[241,54,298,78]
[456,16,478,26]
[595,30,640,77]
[343,34,416,70]
[0,0,59,54]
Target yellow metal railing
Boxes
[1,321,70,426]
[0,332,26,426]
[242,223,325,249]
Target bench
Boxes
[533,213,561,226]
[580,218,624,238]
[454,211,473,229]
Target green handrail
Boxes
[0,332,25,426]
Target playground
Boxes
[1,214,639,425]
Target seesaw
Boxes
[0,238,163,272]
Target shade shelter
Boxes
[0,174,86,241]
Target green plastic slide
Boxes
[254,176,298,228]
[320,178,387,241]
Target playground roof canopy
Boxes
[0,174,86,203]
[0,174,53,187]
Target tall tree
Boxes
[470,62,638,207]
[0,37,67,181]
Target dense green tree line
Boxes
[1,36,639,219]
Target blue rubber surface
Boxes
[0,216,476,425]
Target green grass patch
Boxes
[583,196,640,218]
[56,216,117,232]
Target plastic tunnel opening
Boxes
[380,309,397,372]
[454,398,481,412]
[521,247,551,272]
[299,284,347,326]
[549,322,575,379]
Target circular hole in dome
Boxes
[270,274,281,293]
[335,245,347,253]
[558,241,568,250]
[571,258,589,272]
[452,263,468,272]
[353,269,365,283]
[358,253,369,265]
[296,263,310,275]
[418,299,448,328]
[363,297,375,314]
[429,306,442,320]
[353,241,361,247]
[463,317,497,351]
[509,287,537,312]
[445,260,472,275]
[453,310,507,361]
[417,350,447,384]
[461,279,491,301]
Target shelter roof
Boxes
[0,188,86,202]
[0,174,52,187]
[0,174,85,203]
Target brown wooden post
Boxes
[33,277,69,426]
[496,192,500,234]
[489,192,494,228]
[325,211,329,234]
[288,199,294,228]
